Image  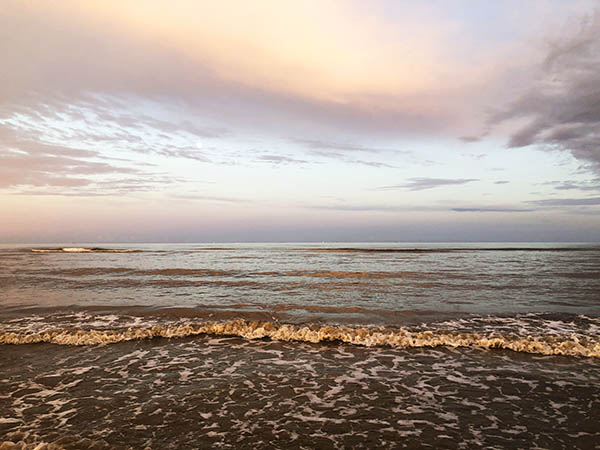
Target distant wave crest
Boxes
[1,320,598,357]
[31,247,141,253]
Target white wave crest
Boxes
[1,320,598,358]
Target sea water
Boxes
[1,243,599,448]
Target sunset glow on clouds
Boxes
[1,0,600,242]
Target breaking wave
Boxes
[31,247,141,253]
[1,319,598,357]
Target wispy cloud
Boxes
[462,153,487,160]
[2,100,215,163]
[451,207,534,213]
[307,204,409,212]
[170,193,250,204]
[0,0,508,145]
[347,160,396,168]
[530,197,600,207]
[255,154,309,165]
[376,177,478,191]
[459,135,483,143]
[305,203,534,214]
[552,180,600,191]
[12,175,179,197]
[0,120,184,195]
[0,127,136,188]
[2,1,599,242]
[291,138,402,168]
[294,138,407,154]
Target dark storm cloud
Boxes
[377,178,478,191]
[489,12,600,173]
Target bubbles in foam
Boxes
[1,319,598,358]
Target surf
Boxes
[1,319,598,358]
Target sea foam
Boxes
[1,320,598,357]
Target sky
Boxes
[1,0,600,242]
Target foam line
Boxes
[1,320,598,357]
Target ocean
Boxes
[0,243,599,449]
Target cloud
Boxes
[294,138,407,154]
[306,204,409,213]
[0,121,184,195]
[489,11,600,173]
[12,175,178,197]
[459,135,483,143]
[553,180,600,191]
[531,197,600,206]
[3,1,596,156]
[0,152,130,186]
[0,126,136,188]
[0,0,520,146]
[377,177,478,191]
[347,160,396,168]
[494,180,510,184]
[2,99,215,163]
[462,153,487,160]
[256,154,309,165]
[291,138,402,168]
[451,207,533,213]
[304,203,534,214]
[170,193,249,204]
